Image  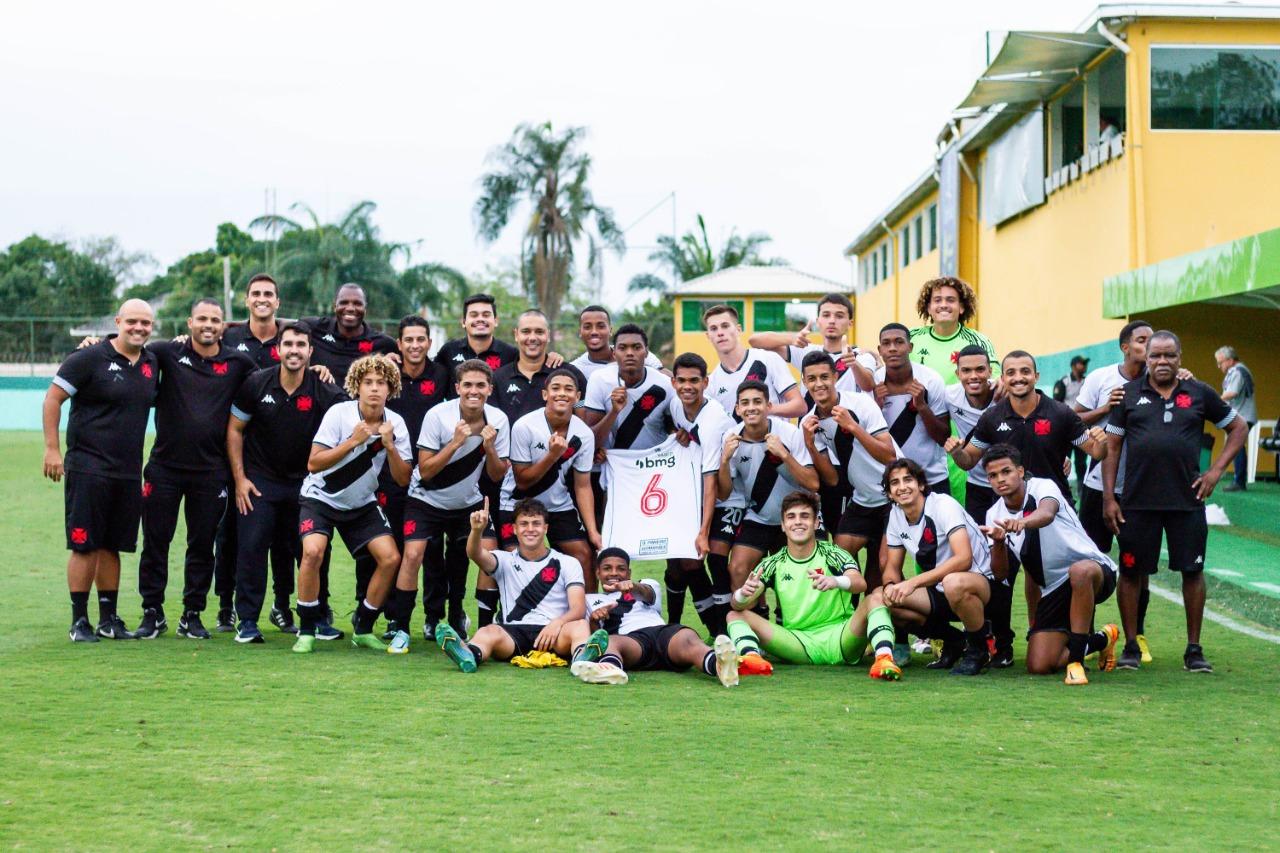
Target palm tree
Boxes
[249,201,414,317]
[628,213,786,294]
[401,261,471,318]
[474,122,624,336]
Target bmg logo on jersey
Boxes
[633,454,676,470]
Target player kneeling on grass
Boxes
[436,498,585,671]
[563,547,740,687]
[726,492,900,678]
[294,355,413,653]
[877,458,999,676]
[980,444,1120,685]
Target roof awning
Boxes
[958,30,1112,109]
[1103,227,1280,317]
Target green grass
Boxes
[1,431,1278,850]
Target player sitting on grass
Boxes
[295,355,412,653]
[563,547,740,687]
[725,492,898,678]
[436,497,585,671]
[980,444,1120,685]
[878,458,998,676]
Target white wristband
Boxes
[834,575,853,591]
[733,588,750,605]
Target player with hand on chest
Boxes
[717,380,819,607]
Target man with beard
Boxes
[227,322,347,643]
[133,299,256,641]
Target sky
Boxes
[2,0,1103,312]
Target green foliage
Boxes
[474,122,624,335]
[629,213,786,295]
[0,235,121,358]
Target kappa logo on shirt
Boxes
[506,383,521,393]
[236,343,249,351]
[452,353,465,362]
[738,455,751,463]
[108,363,122,372]
[717,387,728,395]
[261,394,276,404]
[322,334,337,343]
[1137,397,1152,405]
[996,423,1012,432]
[178,356,193,366]
[534,441,546,450]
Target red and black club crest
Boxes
[1033,418,1052,436]
[140,363,153,379]
[921,526,935,544]
[485,355,502,369]
[299,518,315,534]
[295,396,313,412]
[376,491,387,507]
[403,520,417,536]
[141,481,153,498]
[500,522,515,540]
[540,565,559,583]
[1175,393,1192,409]
[70,527,88,545]
[357,340,374,354]
[1121,552,1136,568]
[638,394,656,411]
[212,362,229,376]
[269,345,280,362]
[419,379,437,396]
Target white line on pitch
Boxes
[1148,585,1280,645]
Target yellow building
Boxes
[671,266,847,366]
[844,3,1280,473]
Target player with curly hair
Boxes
[293,355,414,653]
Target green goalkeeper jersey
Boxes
[756,540,859,632]
[909,324,1000,384]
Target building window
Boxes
[680,299,745,332]
[928,204,937,251]
[900,227,910,267]
[912,215,923,261]
[1151,46,1280,130]
[753,299,812,331]
[880,243,889,279]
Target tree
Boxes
[0,235,121,359]
[628,214,786,295]
[474,122,625,338]
[250,201,415,318]
[617,297,675,366]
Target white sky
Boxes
[2,0,1101,313]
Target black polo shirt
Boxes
[231,367,347,482]
[1106,376,1237,512]
[52,337,159,480]
[147,341,256,474]
[389,362,451,443]
[301,316,398,385]
[434,337,519,398]
[221,321,284,370]
[970,390,1086,497]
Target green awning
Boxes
[959,30,1112,109]
[1103,227,1280,317]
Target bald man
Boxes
[44,299,159,642]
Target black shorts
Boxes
[403,498,477,544]
[921,585,962,638]
[590,470,606,532]
[1029,564,1118,634]
[298,498,393,556]
[964,482,997,523]
[496,508,585,550]
[733,518,785,554]
[499,622,546,657]
[836,501,890,541]
[709,506,746,546]
[1116,508,1207,576]
[1078,486,1113,553]
[817,483,850,535]
[628,623,695,671]
[64,472,143,553]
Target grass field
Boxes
[1,431,1278,850]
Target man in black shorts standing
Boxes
[302,282,398,386]
[134,298,256,641]
[44,299,159,642]
[226,322,348,643]
[1103,331,1247,673]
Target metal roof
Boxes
[842,167,938,258]
[843,2,1280,262]
[674,266,847,298]
[959,30,1112,109]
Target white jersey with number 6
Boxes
[600,436,703,560]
